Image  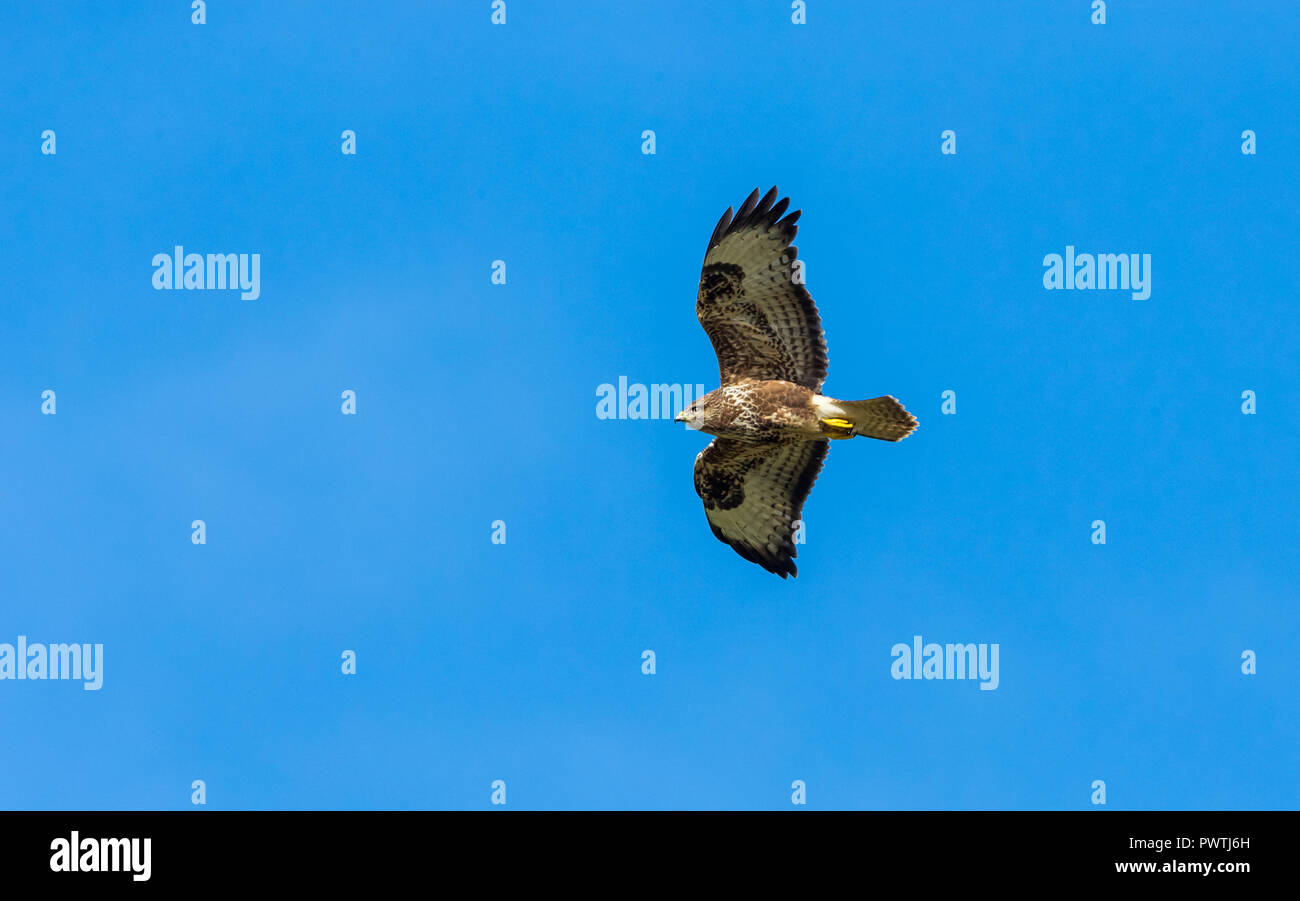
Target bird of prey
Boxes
[675,187,916,578]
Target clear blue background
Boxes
[1,1,1296,810]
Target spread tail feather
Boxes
[817,395,917,441]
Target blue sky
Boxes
[1,1,1296,810]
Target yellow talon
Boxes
[820,417,855,438]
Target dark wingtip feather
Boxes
[732,188,762,228]
[712,187,803,250]
[708,206,734,250]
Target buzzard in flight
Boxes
[676,187,916,578]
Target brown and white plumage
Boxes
[696,187,828,391]
[693,437,828,578]
[678,188,917,578]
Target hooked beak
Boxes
[674,410,686,423]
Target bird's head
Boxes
[675,395,710,430]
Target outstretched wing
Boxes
[692,437,829,578]
[696,187,829,392]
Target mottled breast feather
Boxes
[692,437,829,578]
[696,187,829,392]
